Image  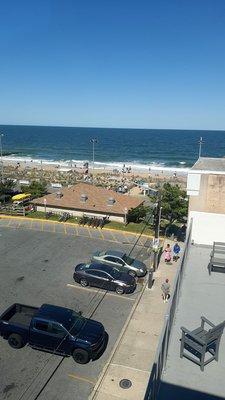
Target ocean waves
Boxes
[2,154,190,174]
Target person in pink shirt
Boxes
[164,244,172,263]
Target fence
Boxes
[144,219,193,400]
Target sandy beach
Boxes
[2,157,187,191]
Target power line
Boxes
[17,285,108,400]
[17,225,147,399]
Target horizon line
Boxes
[0,123,225,132]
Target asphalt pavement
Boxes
[0,223,149,400]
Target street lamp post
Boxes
[124,207,128,225]
[0,133,4,182]
[90,138,98,171]
[156,206,162,239]
[198,137,204,158]
[44,198,47,214]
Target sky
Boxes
[0,0,225,130]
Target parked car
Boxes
[73,263,136,295]
[0,303,107,364]
[91,250,147,277]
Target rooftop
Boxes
[192,157,225,173]
[158,244,225,400]
[33,183,143,215]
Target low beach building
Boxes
[33,182,144,222]
[187,157,225,245]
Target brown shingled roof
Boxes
[33,183,143,215]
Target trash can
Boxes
[148,268,154,289]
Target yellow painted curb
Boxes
[0,214,153,239]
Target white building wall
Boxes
[36,206,124,223]
[189,211,225,245]
[186,173,201,196]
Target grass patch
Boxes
[25,212,153,235]
[105,221,153,236]
[26,211,46,219]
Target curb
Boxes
[89,275,149,400]
[0,214,153,239]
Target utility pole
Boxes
[90,138,98,171]
[0,133,4,182]
[153,185,162,270]
[198,137,204,158]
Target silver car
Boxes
[91,250,147,277]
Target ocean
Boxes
[1,125,225,173]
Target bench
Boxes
[208,242,225,275]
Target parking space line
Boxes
[66,284,136,300]
[109,230,119,242]
[64,224,67,235]
[68,374,95,385]
[87,227,92,238]
[138,237,147,246]
[30,220,33,229]
[74,225,78,236]
[122,232,132,243]
[7,219,12,226]
[107,292,136,301]
[16,220,21,229]
[66,283,104,294]
[98,228,104,239]
[41,220,44,231]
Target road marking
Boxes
[107,292,135,301]
[0,215,154,238]
[98,228,104,239]
[74,225,78,235]
[68,374,95,385]
[109,230,118,242]
[87,227,92,238]
[64,223,67,235]
[16,220,21,229]
[111,363,150,374]
[41,220,44,231]
[66,284,135,300]
[67,283,104,294]
[7,219,12,226]
[122,232,132,243]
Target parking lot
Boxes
[0,216,152,247]
[0,221,149,400]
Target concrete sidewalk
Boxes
[89,248,179,400]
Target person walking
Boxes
[173,241,181,262]
[161,279,170,303]
[164,243,172,263]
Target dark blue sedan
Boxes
[73,263,136,295]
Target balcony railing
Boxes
[144,220,193,400]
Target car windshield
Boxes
[110,268,121,279]
[122,254,134,265]
[79,263,90,270]
[69,312,85,334]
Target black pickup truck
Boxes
[0,303,107,364]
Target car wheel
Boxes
[80,278,89,287]
[115,285,124,295]
[72,348,90,364]
[8,333,24,349]
[128,270,136,277]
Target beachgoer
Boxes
[161,279,170,303]
[164,244,172,263]
[173,242,181,262]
